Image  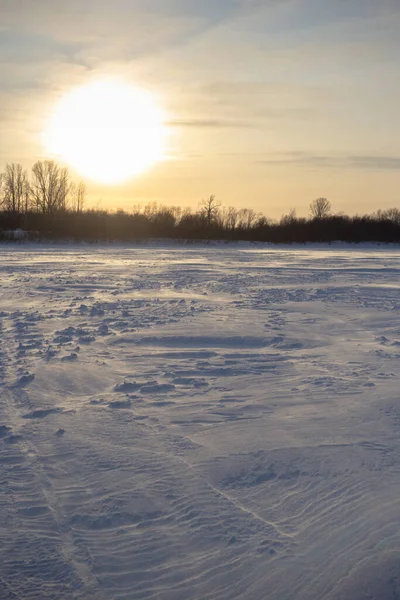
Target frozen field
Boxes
[1,242,400,600]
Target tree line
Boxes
[0,161,86,215]
[1,161,400,244]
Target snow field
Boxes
[0,244,400,599]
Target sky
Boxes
[1,0,400,217]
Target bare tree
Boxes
[0,172,4,209]
[31,161,70,214]
[170,206,185,225]
[143,202,159,219]
[376,208,400,225]
[1,163,29,213]
[200,195,221,227]
[69,181,86,213]
[310,197,332,219]
[280,208,297,226]
[222,207,239,231]
[237,208,260,230]
[255,215,271,228]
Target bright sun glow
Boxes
[45,79,167,184]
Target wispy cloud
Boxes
[167,118,255,129]
[0,31,80,64]
[258,153,400,171]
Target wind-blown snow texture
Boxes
[1,243,400,600]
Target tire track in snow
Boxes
[0,315,105,600]
[131,443,295,542]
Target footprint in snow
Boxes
[114,381,176,395]
[114,381,141,393]
[108,399,132,409]
[54,335,73,345]
[140,383,176,394]
[15,373,35,387]
[78,335,96,345]
[172,377,209,388]
[0,425,12,438]
[23,408,63,420]
[61,353,79,362]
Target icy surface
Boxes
[1,243,400,599]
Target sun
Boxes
[45,79,167,184]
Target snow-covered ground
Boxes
[1,243,400,600]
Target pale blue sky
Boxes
[1,0,400,215]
